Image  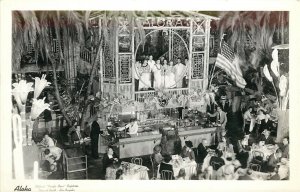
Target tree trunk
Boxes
[80,41,102,128]
[50,58,73,126]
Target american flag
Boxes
[215,41,247,88]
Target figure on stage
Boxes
[153,60,163,90]
[175,58,187,88]
[138,60,152,90]
[163,60,176,89]
[148,55,156,88]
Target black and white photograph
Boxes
[1,0,300,192]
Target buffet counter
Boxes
[98,126,218,159]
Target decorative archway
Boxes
[134,28,190,90]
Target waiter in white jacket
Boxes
[118,118,139,136]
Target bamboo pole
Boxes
[20,105,27,146]
[12,114,25,179]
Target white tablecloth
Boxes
[250,145,277,161]
[249,171,271,180]
[121,162,149,180]
[172,159,197,179]
[157,158,197,179]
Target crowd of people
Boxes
[33,86,288,180]
[149,133,289,180]
[134,55,189,91]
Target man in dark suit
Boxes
[70,126,87,156]
[90,117,103,159]
[259,114,274,134]
[159,155,175,180]
[197,139,209,164]
[259,129,275,145]
[218,96,231,113]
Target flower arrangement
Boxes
[12,80,34,110]
[34,74,51,99]
[12,75,51,146]
[31,98,51,120]
[188,88,217,112]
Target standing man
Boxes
[207,106,227,141]
[219,95,230,113]
[90,116,102,159]
[148,55,156,89]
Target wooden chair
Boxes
[249,163,261,172]
[131,157,143,165]
[149,154,157,179]
[161,170,173,180]
[252,150,264,164]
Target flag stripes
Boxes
[215,41,247,88]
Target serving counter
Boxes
[98,126,218,159]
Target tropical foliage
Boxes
[12,11,147,128]
[218,11,288,70]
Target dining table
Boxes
[250,144,277,161]
[121,162,149,180]
[249,171,271,180]
[157,156,197,179]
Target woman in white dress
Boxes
[138,60,151,90]
[165,61,176,89]
[152,60,163,90]
[161,59,168,89]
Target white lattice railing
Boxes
[80,48,92,63]
[134,88,189,103]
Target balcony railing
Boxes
[134,88,189,103]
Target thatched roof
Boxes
[88,11,220,20]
